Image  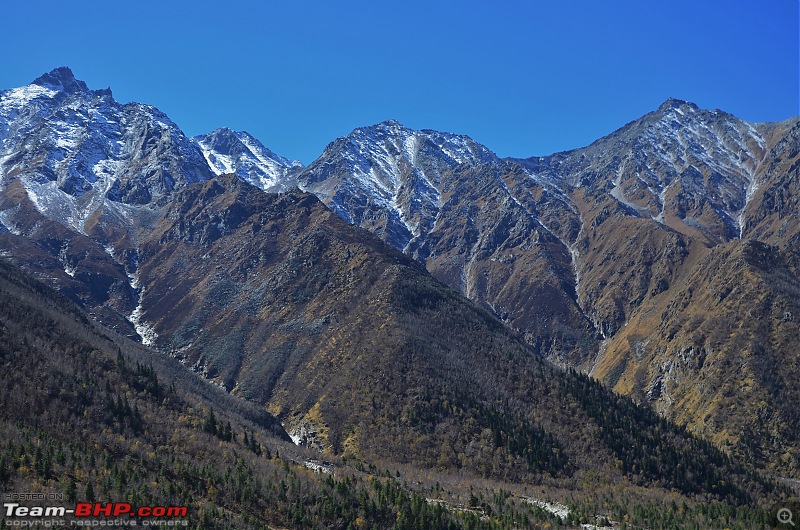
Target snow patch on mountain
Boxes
[128,273,158,347]
[108,244,158,348]
[202,150,236,175]
[652,180,674,225]
[129,301,158,347]
[0,84,58,108]
[57,243,77,277]
[23,178,85,233]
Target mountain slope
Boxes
[0,69,310,343]
[0,67,217,336]
[0,258,316,529]
[0,262,782,529]
[8,257,626,530]
[739,117,800,244]
[517,100,796,336]
[592,239,800,469]
[521,103,800,469]
[121,174,780,505]
[293,119,498,250]
[291,121,597,364]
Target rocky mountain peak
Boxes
[193,127,300,191]
[345,119,412,146]
[196,127,243,153]
[377,118,403,128]
[656,97,699,114]
[0,67,214,235]
[31,66,89,94]
[294,119,500,252]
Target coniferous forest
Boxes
[0,257,794,529]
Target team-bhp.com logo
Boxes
[4,502,188,526]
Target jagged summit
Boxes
[376,118,403,127]
[0,67,213,233]
[32,66,89,94]
[519,96,771,244]
[656,97,699,113]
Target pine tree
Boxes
[84,482,95,502]
[204,408,217,436]
[65,476,76,502]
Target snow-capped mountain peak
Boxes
[294,119,499,250]
[519,97,770,242]
[193,127,302,191]
[0,69,214,236]
[0,68,89,112]
[1,68,308,244]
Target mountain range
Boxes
[1,65,799,488]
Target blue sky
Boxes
[2,0,797,164]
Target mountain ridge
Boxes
[2,67,799,474]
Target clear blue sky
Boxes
[1,0,797,164]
